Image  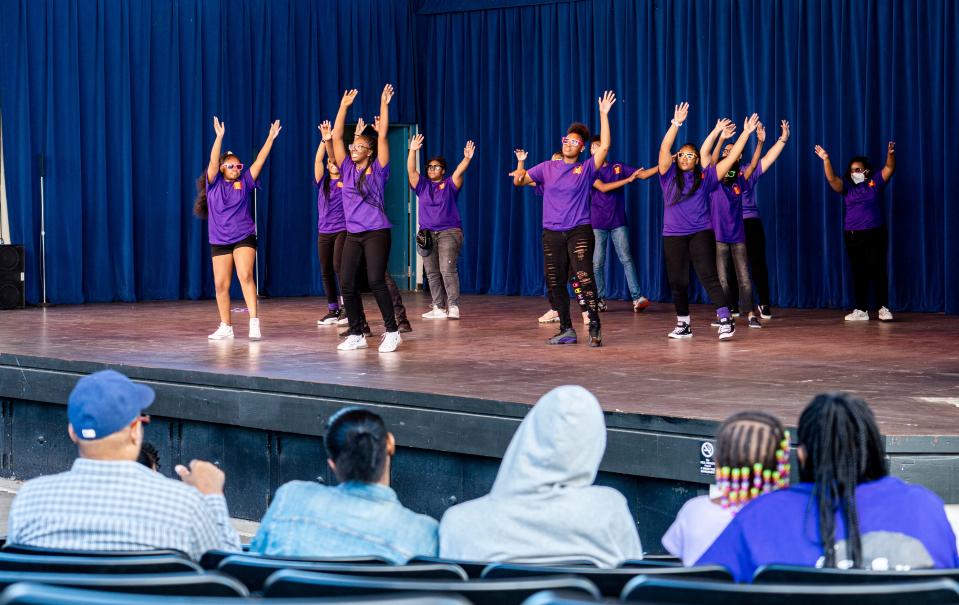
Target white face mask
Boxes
[850,172,866,184]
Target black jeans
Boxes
[844,225,889,311]
[340,229,398,334]
[317,231,346,305]
[542,224,600,331]
[716,242,754,314]
[663,229,728,317]
[725,217,771,308]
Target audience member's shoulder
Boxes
[584,485,630,508]
[17,469,74,495]
[878,475,944,505]
[273,480,328,502]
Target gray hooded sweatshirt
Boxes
[438,385,642,568]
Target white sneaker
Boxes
[337,315,349,325]
[878,306,894,321]
[582,311,589,325]
[337,334,368,350]
[538,309,559,323]
[249,318,261,340]
[208,322,234,340]
[422,307,448,319]
[447,305,460,319]
[844,309,869,321]
[379,331,402,353]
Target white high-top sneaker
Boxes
[208,322,234,340]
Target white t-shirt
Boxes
[661,495,735,566]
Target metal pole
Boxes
[38,154,49,306]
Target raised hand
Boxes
[464,140,476,159]
[409,133,424,151]
[381,84,395,106]
[213,116,225,137]
[779,120,790,142]
[355,116,367,136]
[340,89,359,107]
[714,118,733,134]
[814,145,829,160]
[743,113,760,133]
[514,149,528,162]
[598,90,617,114]
[756,123,766,143]
[722,123,737,139]
[372,115,385,134]
[673,102,689,125]
[268,120,282,140]
[887,141,896,154]
[319,120,332,141]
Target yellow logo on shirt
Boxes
[614,166,621,174]
[233,182,242,190]
[365,167,372,176]
[336,181,344,188]
[439,183,446,190]
[573,166,583,175]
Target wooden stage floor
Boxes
[1,293,957,437]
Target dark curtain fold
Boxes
[0,0,955,312]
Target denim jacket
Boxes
[249,480,438,563]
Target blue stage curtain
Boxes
[1,0,956,313]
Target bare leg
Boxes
[211,253,235,325]
[233,246,258,318]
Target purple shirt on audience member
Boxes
[206,171,258,245]
[591,162,638,230]
[315,175,347,234]
[527,158,597,231]
[712,164,764,243]
[659,164,719,236]
[697,476,959,583]
[414,176,462,231]
[341,157,392,233]
[842,172,887,231]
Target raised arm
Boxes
[743,123,765,179]
[374,84,394,168]
[593,165,652,193]
[711,122,737,167]
[332,89,358,167]
[315,121,332,183]
[814,145,844,193]
[451,140,476,188]
[512,149,534,186]
[715,114,759,176]
[593,90,616,169]
[701,118,732,169]
[881,141,896,181]
[660,102,688,174]
[207,117,225,184]
[758,120,790,174]
[407,134,424,189]
[249,120,282,181]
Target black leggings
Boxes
[340,229,397,334]
[724,218,771,308]
[318,231,346,305]
[844,225,889,311]
[663,229,729,317]
[542,225,600,331]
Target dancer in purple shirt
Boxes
[657,103,757,340]
[814,142,897,322]
[409,135,475,320]
[513,91,618,347]
[194,116,281,341]
[314,120,348,326]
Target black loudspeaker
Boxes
[0,245,25,309]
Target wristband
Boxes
[670,119,683,128]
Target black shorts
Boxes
[211,234,257,257]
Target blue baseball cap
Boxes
[67,370,155,440]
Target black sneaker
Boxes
[718,318,736,340]
[397,319,413,333]
[748,316,762,329]
[317,309,341,325]
[668,322,692,339]
[339,322,372,338]
[597,299,608,312]
[547,328,578,345]
[758,305,772,319]
[588,325,602,347]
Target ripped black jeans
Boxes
[542,225,600,331]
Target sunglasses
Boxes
[677,152,697,160]
[349,143,370,152]
[850,167,869,174]
[561,137,583,147]
[221,163,244,170]
[426,164,444,171]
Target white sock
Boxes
[678,315,690,324]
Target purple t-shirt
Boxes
[206,170,258,245]
[712,164,764,243]
[527,158,597,231]
[315,175,346,234]
[414,176,462,231]
[842,173,887,231]
[697,476,959,582]
[340,157,392,233]
[591,162,638,230]
[659,164,719,236]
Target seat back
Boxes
[263,570,602,605]
[199,549,390,569]
[218,555,466,591]
[2,545,187,559]
[0,571,246,597]
[754,564,959,585]
[0,553,200,574]
[408,556,499,579]
[482,562,731,596]
[620,576,959,605]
